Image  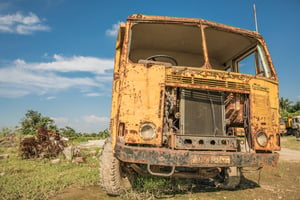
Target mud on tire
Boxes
[99,138,132,196]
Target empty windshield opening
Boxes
[129,23,204,67]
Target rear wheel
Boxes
[99,138,132,196]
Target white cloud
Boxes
[0,12,50,35]
[51,115,109,133]
[16,24,50,35]
[0,55,113,98]
[106,21,124,37]
[51,117,70,129]
[0,66,98,89]
[0,88,29,98]
[46,96,56,100]
[82,115,110,132]
[83,115,109,124]
[51,116,69,125]
[14,59,26,65]
[29,54,114,74]
[85,93,102,97]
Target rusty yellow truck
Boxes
[100,14,281,195]
[285,115,300,140]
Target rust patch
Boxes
[191,155,231,165]
[115,142,279,168]
[129,130,138,134]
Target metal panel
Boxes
[175,135,237,150]
[249,79,281,151]
[115,142,279,168]
[166,74,250,92]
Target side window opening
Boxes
[204,27,273,78]
[236,50,257,76]
[235,45,271,77]
[205,27,257,71]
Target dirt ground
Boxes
[52,147,300,200]
[277,148,300,162]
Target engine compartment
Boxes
[163,86,250,151]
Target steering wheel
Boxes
[146,55,178,66]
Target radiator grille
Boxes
[166,74,250,92]
[180,89,225,136]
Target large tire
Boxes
[99,138,131,196]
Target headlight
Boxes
[256,132,268,147]
[140,123,156,140]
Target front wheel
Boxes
[99,138,132,196]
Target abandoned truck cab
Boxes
[100,14,280,195]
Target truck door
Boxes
[236,45,280,151]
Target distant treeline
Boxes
[0,110,109,140]
[280,98,300,118]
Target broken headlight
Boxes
[140,123,156,140]
[256,132,268,147]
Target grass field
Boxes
[0,138,99,200]
[1,134,300,200]
[281,135,300,150]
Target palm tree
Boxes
[279,97,293,113]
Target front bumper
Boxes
[115,142,279,168]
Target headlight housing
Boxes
[256,132,268,147]
[140,123,156,140]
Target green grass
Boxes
[281,135,300,150]
[0,146,99,200]
[1,133,299,200]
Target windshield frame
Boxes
[125,17,277,80]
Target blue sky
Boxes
[0,0,299,133]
